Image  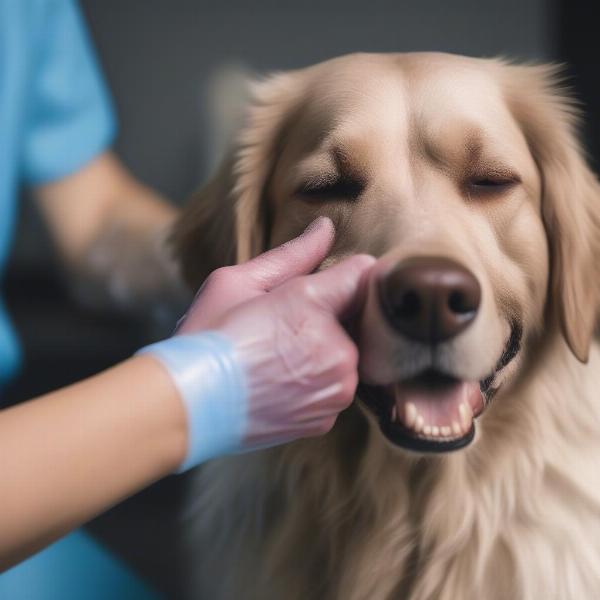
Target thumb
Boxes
[302,254,376,318]
[237,217,335,290]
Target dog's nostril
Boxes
[397,291,421,318]
[448,291,474,315]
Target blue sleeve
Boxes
[21,0,117,184]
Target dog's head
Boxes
[174,52,600,454]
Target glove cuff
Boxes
[137,332,246,472]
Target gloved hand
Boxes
[139,217,375,471]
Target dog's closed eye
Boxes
[295,174,365,201]
[467,170,521,196]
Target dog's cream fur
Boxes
[174,53,600,599]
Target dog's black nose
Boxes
[379,257,481,343]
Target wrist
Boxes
[126,355,189,474]
[137,332,247,471]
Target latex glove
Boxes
[140,217,375,470]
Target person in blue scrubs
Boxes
[0,0,183,389]
[0,2,375,597]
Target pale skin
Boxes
[0,355,187,572]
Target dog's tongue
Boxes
[393,379,483,438]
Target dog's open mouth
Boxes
[359,372,482,451]
[359,321,522,452]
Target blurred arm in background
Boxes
[12,0,189,330]
[34,151,189,325]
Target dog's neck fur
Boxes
[184,335,600,600]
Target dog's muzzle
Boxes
[357,256,501,453]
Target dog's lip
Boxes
[478,319,523,402]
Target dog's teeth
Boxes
[414,415,424,433]
[431,426,440,437]
[441,426,451,437]
[459,402,471,430]
[452,421,461,436]
[391,405,398,422]
[405,403,417,428]
[423,425,432,436]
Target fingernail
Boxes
[173,313,188,334]
[353,254,377,268]
[303,216,333,235]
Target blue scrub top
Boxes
[0,0,116,388]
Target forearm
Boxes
[36,152,177,263]
[0,355,186,571]
[35,152,187,317]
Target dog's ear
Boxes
[172,72,303,288]
[505,63,600,362]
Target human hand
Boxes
[140,217,375,469]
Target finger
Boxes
[237,216,336,291]
[302,254,376,318]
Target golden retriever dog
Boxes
[173,52,600,599]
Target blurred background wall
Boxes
[3,0,595,594]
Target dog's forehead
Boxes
[300,53,519,149]
[278,53,533,184]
